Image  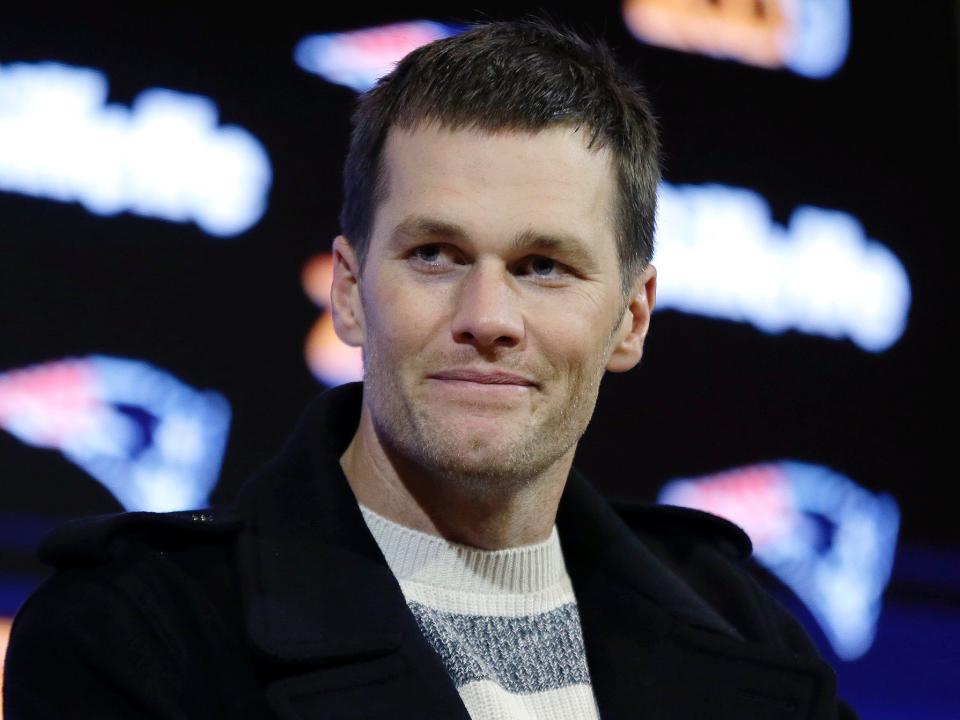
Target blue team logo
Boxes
[659,461,899,659]
[0,356,231,512]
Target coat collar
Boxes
[233,382,406,662]
[233,381,739,663]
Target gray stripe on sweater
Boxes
[407,601,592,693]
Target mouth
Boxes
[427,369,538,389]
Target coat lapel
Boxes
[558,469,836,719]
[232,383,470,719]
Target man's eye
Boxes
[519,256,567,280]
[412,244,445,264]
[530,257,556,276]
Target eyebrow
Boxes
[391,216,467,242]
[510,228,595,265]
[389,215,598,267]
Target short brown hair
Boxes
[340,17,661,295]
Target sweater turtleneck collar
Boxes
[358,503,568,595]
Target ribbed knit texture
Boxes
[359,503,600,720]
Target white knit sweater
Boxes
[359,504,600,720]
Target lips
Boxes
[428,369,537,387]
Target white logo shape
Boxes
[655,183,911,352]
[0,62,272,236]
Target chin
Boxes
[426,455,539,494]
[416,427,553,488]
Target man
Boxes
[5,18,855,719]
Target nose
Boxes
[451,260,524,351]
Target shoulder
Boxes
[20,508,247,648]
[609,498,753,562]
[25,508,245,630]
[37,507,243,569]
[606,501,858,718]
[609,499,802,647]
[13,508,246,662]
[7,510,255,716]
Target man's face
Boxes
[335,123,650,490]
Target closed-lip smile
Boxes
[428,369,538,388]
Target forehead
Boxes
[371,123,619,260]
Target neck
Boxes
[340,402,572,550]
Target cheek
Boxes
[529,296,613,373]
[363,270,446,350]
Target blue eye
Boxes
[530,257,556,276]
[414,244,442,263]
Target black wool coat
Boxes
[4,383,857,719]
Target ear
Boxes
[330,235,366,347]
[606,263,657,373]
